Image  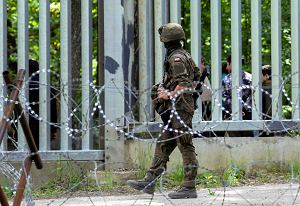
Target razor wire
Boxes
[1,68,300,206]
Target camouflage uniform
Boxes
[149,47,198,188]
[128,23,198,198]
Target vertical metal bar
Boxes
[0,0,7,151]
[271,0,282,120]
[17,0,29,150]
[191,0,202,121]
[154,0,166,121]
[103,0,125,124]
[81,0,93,150]
[123,0,135,115]
[251,0,262,120]
[82,0,92,150]
[103,0,125,169]
[291,0,300,119]
[138,0,153,121]
[154,0,166,85]
[60,0,72,150]
[98,0,105,153]
[39,0,50,151]
[190,0,201,66]
[231,0,242,120]
[211,0,222,121]
[170,0,181,23]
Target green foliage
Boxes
[7,0,99,81]
[33,180,64,198]
[282,105,292,119]
[196,171,220,188]
[136,145,153,178]
[52,161,86,190]
[181,0,291,66]
[223,165,246,186]
[291,162,300,179]
[166,166,185,187]
[288,130,300,137]
[207,188,216,196]
[1,185,14,199]
[5,0,295,108]
[32,161,110,198]
[100,170,114,190]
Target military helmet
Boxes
[158,23,185,42]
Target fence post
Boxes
[291,0,300,120]
[211,0,222,121]
[271,0,282,120]
[17,0,29,150]
[39,0,51,150]
[0,0,7,151]
[60,0,72,149]
[231,0,243,121]
[138,0,154,122]
[251,0,262,120]
[191,0,202,122]
[81,0,93,150]
[170,0,181,23]
[104,0,126,169]
[154,0,167,85]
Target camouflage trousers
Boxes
[148,110,198,188]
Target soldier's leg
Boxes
[147,110,177,175]
[148,130,177,175]
[177,135,198,188]
[127,111,177,194]
[168,111,198,199]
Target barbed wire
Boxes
[1,69,300,205]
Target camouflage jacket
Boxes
[162,47,195,114]
[222,71,252,113]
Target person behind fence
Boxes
[260,64,274,137]
[222,55,252,136]
[199,57,212,121]
[127,23,199,199]
[262,65,272,119]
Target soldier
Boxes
[127,23,199,199]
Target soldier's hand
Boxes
[158,88,169,100]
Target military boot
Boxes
[127,172,156,194]
[168,187,197,199]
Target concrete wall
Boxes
[125,136,300,172]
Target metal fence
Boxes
[0,0,300,162]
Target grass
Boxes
[164,165,185,188]
[3,161,300,199]
[136,145,153,178]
